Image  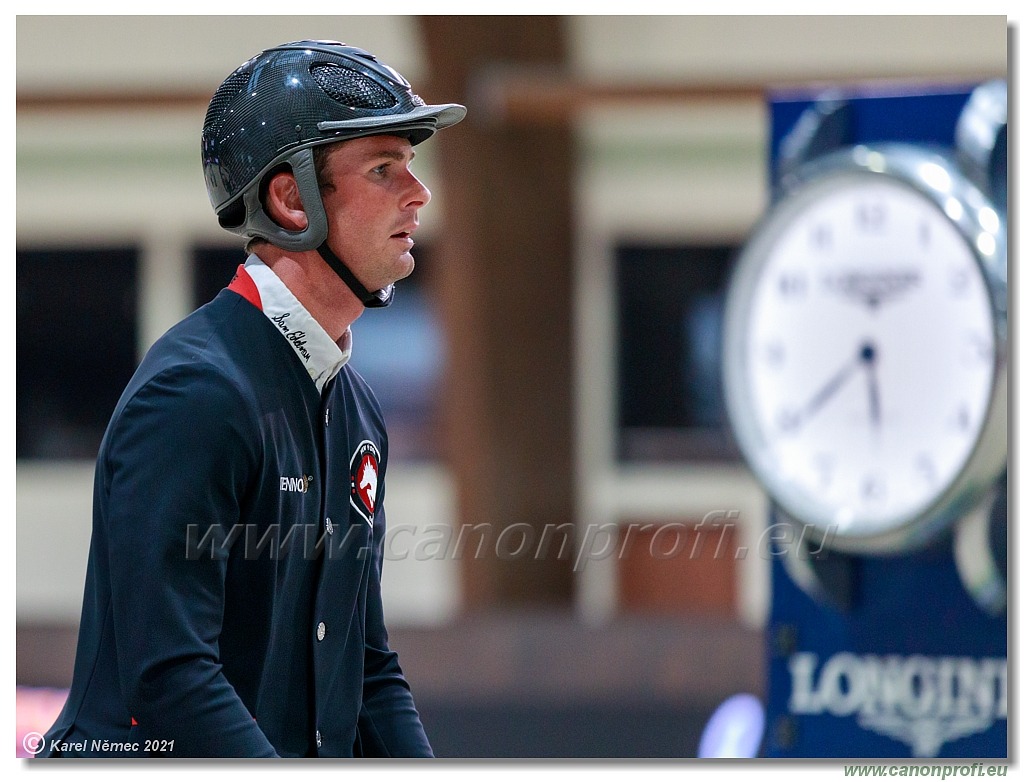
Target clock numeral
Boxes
[778,272,809,299]
[855,201,887,232]
[761,341,786,369]
[776,407,800,434]
[813,453,835,489]
[961,332,994,365]
[861,474,886,504]
[915,453,937,487]
[952,403,972,432]
[810,223,833,250]
[949,266,972,297]
[918,220,931,248]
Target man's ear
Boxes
[264,170,309,231]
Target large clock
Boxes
[722,142,1007,553]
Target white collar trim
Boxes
[244,254,351,393]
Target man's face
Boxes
[317,134,431,294]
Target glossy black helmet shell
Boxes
[201,40,465,250]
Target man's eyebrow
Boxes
[362,148,415,163]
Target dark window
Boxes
[17,247,139,459]
[616,243,740,462]
[348,245,443,461]
[193,245,247,307]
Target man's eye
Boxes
[372,164,389,176]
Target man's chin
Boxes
[394,253,416,281]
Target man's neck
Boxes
[255,248,364,342]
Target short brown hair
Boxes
[245,143,340,254]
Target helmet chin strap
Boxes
[317,241,394,308]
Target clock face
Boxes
[725,167,999,544]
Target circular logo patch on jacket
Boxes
[349,440,381,526]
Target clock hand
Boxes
[781,341,880,433]
[781,350,862,432]
[861,342,882,428]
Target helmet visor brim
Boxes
[317,102,467,143]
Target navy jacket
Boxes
[40,275,432,758]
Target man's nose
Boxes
[405,173,431,209]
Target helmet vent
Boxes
[310,63,398,110]
[203,68,252,135]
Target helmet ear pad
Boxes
[236,148,330,252]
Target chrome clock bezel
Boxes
[722,143,1007,553]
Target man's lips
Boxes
[390,226,417,245]
[391,222,418,239]
[390,231,415,250]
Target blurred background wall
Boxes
[16,15,1008,757]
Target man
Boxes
[39,40,465,758]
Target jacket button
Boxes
[324,408,330,426]
[316,730,322,748]
[316,622,326,642]
[325,517,334,535]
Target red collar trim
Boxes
[227,264,263,311]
